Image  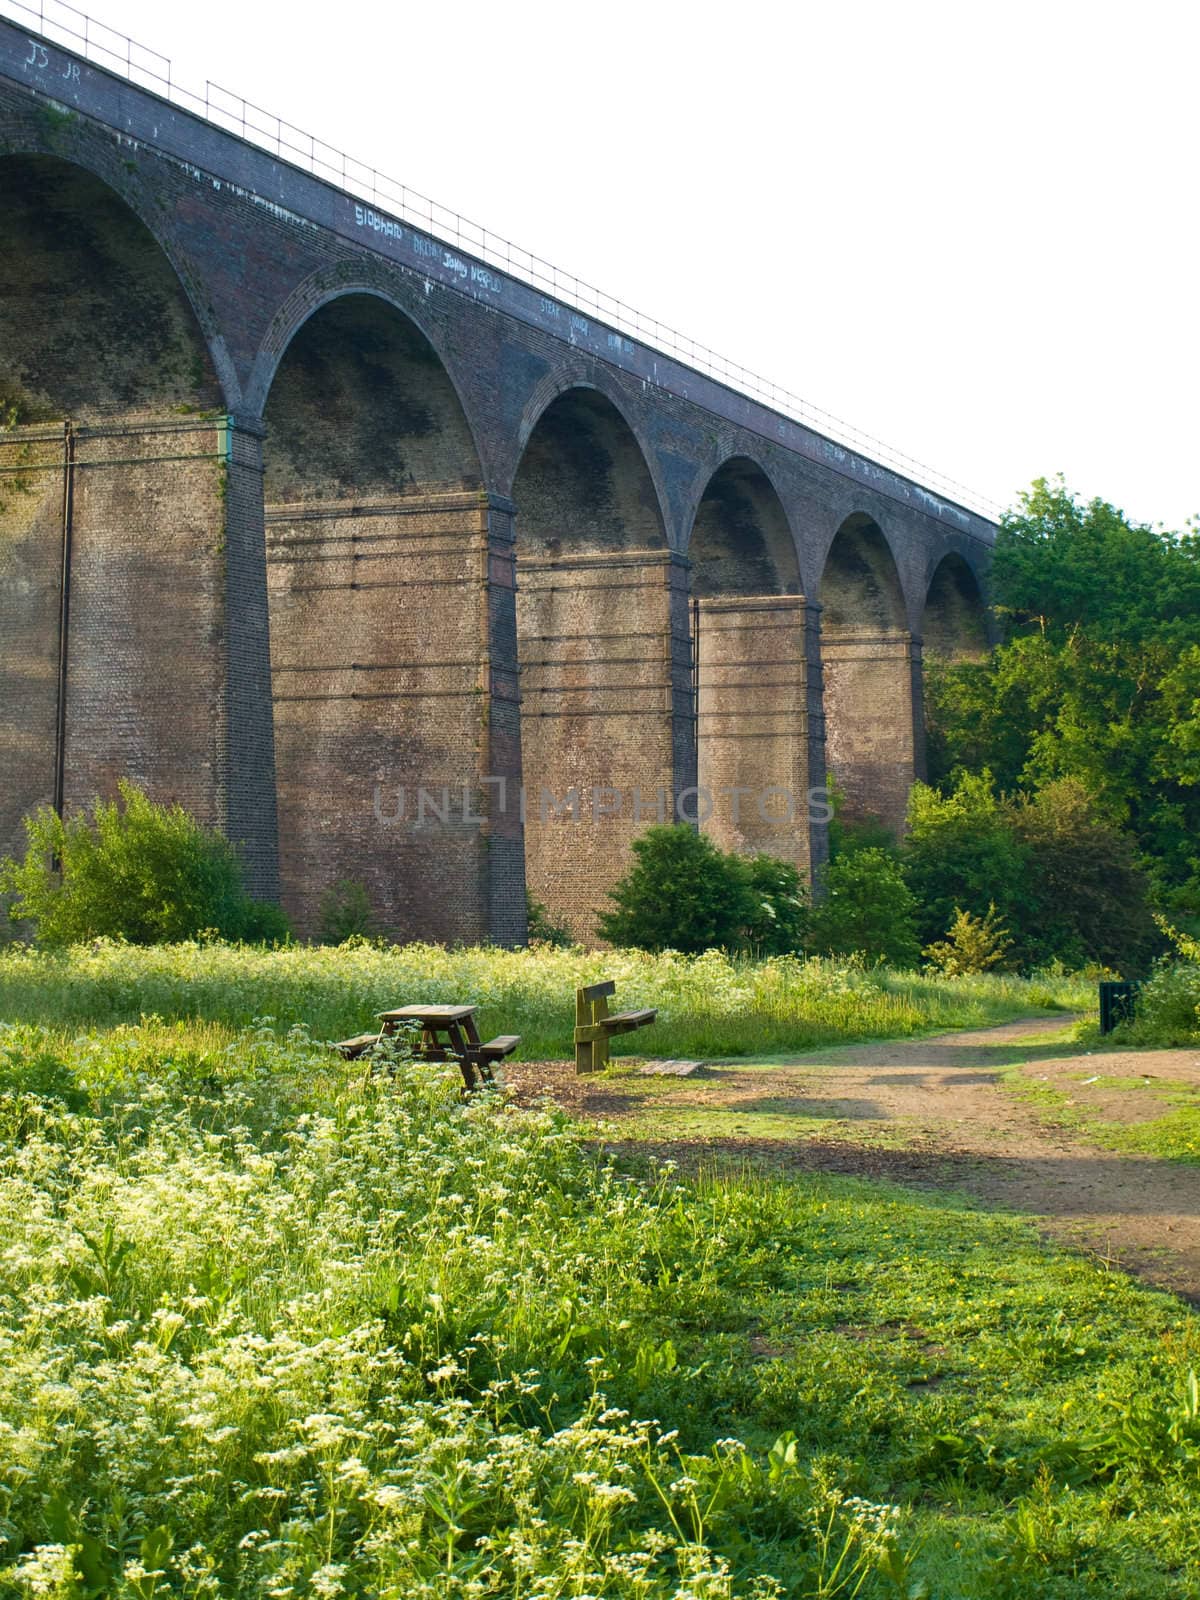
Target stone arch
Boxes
[685,456,818,875]
[687,455,802,598]
[261,290,503,942]
[919,551,991,789]
[921,551,989,661]
[818,513,917,830]
[513,382,668,553]
[0,149,253,874]
[245,271,482,465]
[819,513,908,631]
[512,385,681,941]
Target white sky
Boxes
[16,0,1200,529]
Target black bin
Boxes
[1099,980,1139,1034]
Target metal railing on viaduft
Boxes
[0,0,1003,521]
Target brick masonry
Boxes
[0,20,996,942]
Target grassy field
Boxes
[5,946,1198,1597]
[0,939,1092,1061]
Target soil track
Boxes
[506,1017,1200,1302]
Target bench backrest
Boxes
[577,979,615,1029]
[579,980,616,1003]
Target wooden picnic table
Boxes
[375,1004,519,1092]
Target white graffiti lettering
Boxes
[353,203,403,241]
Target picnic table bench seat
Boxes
[478,1034,521,1061]
[333,1031,382,1060]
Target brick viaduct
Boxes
[0,17,996,944]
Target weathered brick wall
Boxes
[0,146,245,872]
[0,426,63,858]
[697,597,816,869]
[62,419,227,827]
[820,631,917,829]
[267,491,505,942]
[818,514,919,831]
[922,552,990,660]
[517,550,682,941]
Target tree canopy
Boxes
[926,477,1200,916]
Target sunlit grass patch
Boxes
[0,1013,1199,1595]
[0,939,1093,1062]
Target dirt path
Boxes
[506,1017,1200,1302]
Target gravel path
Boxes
[506,1017,1200,1301]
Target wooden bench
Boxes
[574,980,657,1074]
[333,1031,383,1060]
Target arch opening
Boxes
[689,457,800,599]
[819,515,916,832]
[0,153,231,868]
[262,292,495,941]
[920,553,991,791]
[921,553,988,662]
[513,388,677,942]
[688,458,815,875]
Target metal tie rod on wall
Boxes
[0,0,1002,521]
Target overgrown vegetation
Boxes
[1,1012,1199,1596]
[0,938,1087,1062]
[597,826,807,957]
[926,476,1200,923]
[0,783,289,946]
[317,878,376,945]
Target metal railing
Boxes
[0,0,1001,520]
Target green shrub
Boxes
[925,903,1013,976]
[597,825,758,953]
[318,878,376,945]
[903,772,1030,953]
[0,783,289,947]
[808,847,921,967]
[903,772,1157,975]
[1009,777,1158,974]
[526,891,573,948]
[739,853,809,955]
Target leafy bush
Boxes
[925,904,1013,976]
[1008,778,1158,973]
[598,828,811,957]
[903,773,1157,975]
[597,825,758,953]
[318,878,376,945]
[807,848,921,968]
[0,783,289,947]
[740,853,809,955]
[903,772,1030,954]
[526,891,573,948]
[1109,921,1200,1046]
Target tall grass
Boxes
[0,940,1091,1059]
[0,1018,1197,1596]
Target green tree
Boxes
[992,475,1200,645]
[1,782,289,946]
[924,904,1013,976]
[926,479,1200,909]
[903,773,1031,952]
[807,848,921,967]
[740,854,809,955]
[1009,778,1158,973]
[597,825,757,953]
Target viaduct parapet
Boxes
[0,16,996,943]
